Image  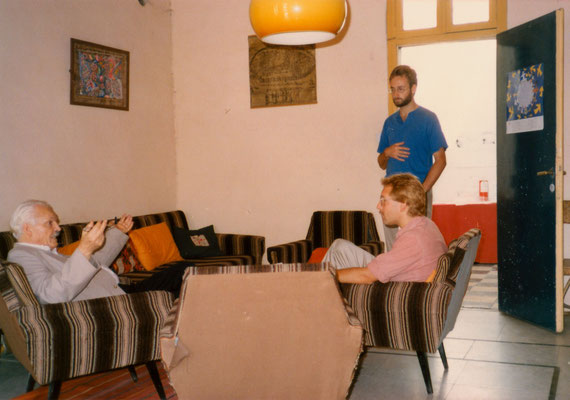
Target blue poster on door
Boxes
[506,63,544,134]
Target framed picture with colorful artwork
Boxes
[70,38,129,111]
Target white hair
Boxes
[10,200,53,240]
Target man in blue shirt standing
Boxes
[377,65,447,250]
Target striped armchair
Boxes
[340,229,481,394]
[267,210,384,264]
[0,260,174,399]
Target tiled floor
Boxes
[1,268,569,400]
[462,264,498,309]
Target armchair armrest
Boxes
[216,233,265,265]
[267,239,313,264]
[16,291,173,385]
[340,280,453,353]
[358,240,384,256]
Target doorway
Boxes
[399,39,497,205]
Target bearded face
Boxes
[389,76,416,108]
[392,89,414,107]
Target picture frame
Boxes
[70,38,129,111]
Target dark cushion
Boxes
[172,225,224,258]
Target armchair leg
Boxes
[128,365,138,382]
[47,381,62,400]
[26,374,36,392]
[416,351,433,394]
[438,343,449,370]
[146,361,166,400]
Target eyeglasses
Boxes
[388,86,409,94]
[378,198,393,206]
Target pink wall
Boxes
[171,1,388,250]
[0,0,177,226]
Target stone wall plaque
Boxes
[248,36,316,108]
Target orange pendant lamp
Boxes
[249,0,347,45]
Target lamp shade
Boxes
[249,0,347,45]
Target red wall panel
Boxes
[432,203,497,263]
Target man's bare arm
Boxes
[422,148,446,192]
[377,153,388,170]
[337,267,377,284]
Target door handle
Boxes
[537,168,554,176]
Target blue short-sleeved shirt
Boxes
[377,106,447,183]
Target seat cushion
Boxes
[172,225,224,258]
[129,223,183,271]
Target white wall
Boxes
[0,0,177,226]
[171,1,388,249]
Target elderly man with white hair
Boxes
[8,200,187,304]
[7,200,132,304]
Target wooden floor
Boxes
[13,362,178,400]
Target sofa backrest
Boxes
[306,210,380,248]
[0,232,16,262]
[0,210,189,261]
[0,261,40,311]
[160,262,363,400]
[431,238,465,284]
[440,229,482,340]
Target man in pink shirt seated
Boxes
[323,173,447,284]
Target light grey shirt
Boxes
[8,228,128,304]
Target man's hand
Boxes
[384,141,410,161]
[78,220,107,260]
[378,141,410,169]
[114,214,133,234]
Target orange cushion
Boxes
[308,247,328,263]
[129,222,183,271]
[58,241,80,256]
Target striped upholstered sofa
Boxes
[340,228,481,394]
[267,210,383,264]
[0,210,265,284]
[0,260,173,398]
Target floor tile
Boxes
[444,383,550,400]
[437,338,475,360]
[498,313,570,345]
[554,367,570,399]
[466,340,562,366]
[349,352,467,400]
[453,360,553,393]
[447,309,506,341]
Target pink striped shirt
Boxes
[367,216,447,282]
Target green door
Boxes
[496,10,564,332]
